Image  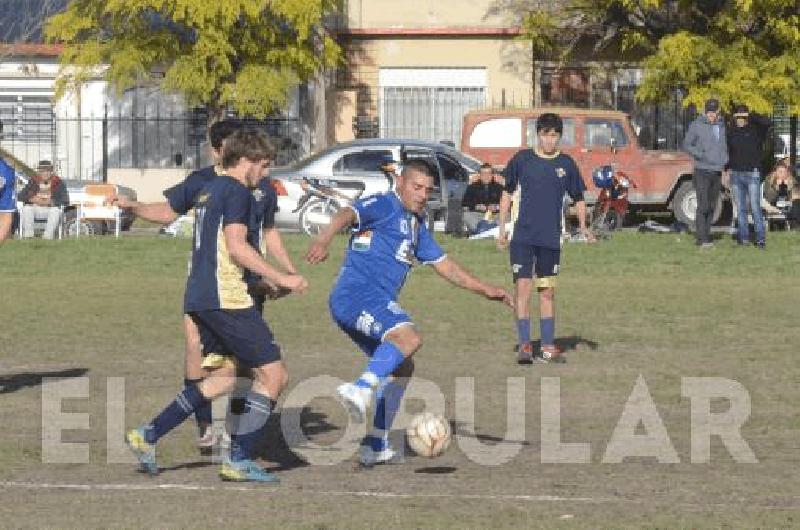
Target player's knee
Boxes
[404,331,423,354]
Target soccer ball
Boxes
[406,412,451,458]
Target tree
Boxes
[44,0,343,120]
[0,0,69,60]
[515,0,800,113]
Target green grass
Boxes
[1,231,799,527]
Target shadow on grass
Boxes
[256,407,340,472]
[452,421,533,446]
[530,335,599,353]
[0,367,89,394]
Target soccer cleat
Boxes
[537,345,566,364]
[125,427,158,476]
[219,458,279,483]
[516,343,534,365]
[197,425,215,456]
[756,240,766,250]
[359,437,399,467]
[337,382,371,423]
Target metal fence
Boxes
[0,107,305,181]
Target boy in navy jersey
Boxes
[125,129,307,483]
[498,113,593,364]
[306,160,512,466]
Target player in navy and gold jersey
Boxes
[113,120,296,453]
[306,160,512,466]
[498,112,594,364]
[125,129,307,483]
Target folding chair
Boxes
[76,184,121,238]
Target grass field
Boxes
[1,231,799,528]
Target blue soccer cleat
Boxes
[219,458,279,483]
[125,427,158,476]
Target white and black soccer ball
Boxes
[406,412,451,458]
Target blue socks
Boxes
[229,391,275,462]
[185,378,212,429]
[147,384,209,444]
[516,318,531,346]
[540,317,555,346]
[355,342,405,390]
[373,379,407,433]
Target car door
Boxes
[435,150,470,201]
[578,118,637,201]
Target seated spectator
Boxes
[19,160,69,239]
[763,157,799,227]
[462,163,504,234]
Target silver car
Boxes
[270,139,483,233]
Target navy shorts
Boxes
[190,308,281,368]
[509,241,560,282]
[329,285,412,357]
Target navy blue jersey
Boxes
[335,192,446,298]
[247,177,278,254]
[184,175,253,312]
[503,149,585,249]
[244,178,279,288]
[163,165,220,215]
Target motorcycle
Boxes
[591,165,636,231]
[292,178,361,236]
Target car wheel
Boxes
[300,199,339,236]
[672,181,722,229]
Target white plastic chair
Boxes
[75,184,121,238]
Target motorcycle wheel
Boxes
[300,200,339,236]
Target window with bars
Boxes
[0,96,55,142]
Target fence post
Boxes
[102,106,108,183]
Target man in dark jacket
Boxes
[727,104,771,248]
[683,98,728,247]
[19,160,69,239]
[461,163,504,234]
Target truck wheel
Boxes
[672,181,722,229]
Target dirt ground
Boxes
[1,234,799,528]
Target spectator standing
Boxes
[683,99,728,248]
[727,104,772,248]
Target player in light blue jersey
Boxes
[306,159,512,466]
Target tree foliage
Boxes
[45,0,342,119]
[517,0,800,112]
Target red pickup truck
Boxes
[461,107,718,226]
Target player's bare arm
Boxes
[263,227,297,274]
[496,191,512,249]
[224,223,307,293]
[575,200,596,242]
[305,207,357,264]
[432,257,513,307]
[110,195,179,225]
